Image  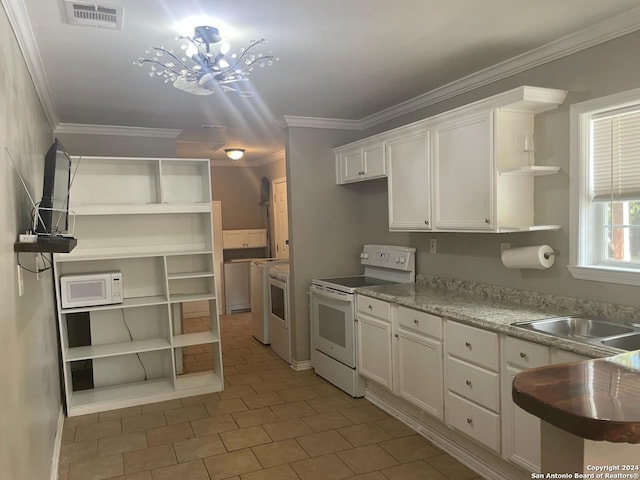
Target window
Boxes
[570,87,640,285]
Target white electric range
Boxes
[310,245,416,397]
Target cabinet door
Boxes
[222,230,246,249]
[357,315,393,389]
[387,130,431,231]
[246,230,267,248]
[337,148,364,184]
[395,328,443,419]
[433,110,494,230]
[362,142,386,179]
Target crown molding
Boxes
[359,6,640,129]
[2,0,58,130]
[54,123,182,138]
[254,149,285,166]
[284,7,640,131]
[282,115,361,130]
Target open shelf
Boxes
[66,338,171,361]
[56,248,213,263]
[169,293,216,303]
[60,295,167,314]
[69,378,175,414]
[167,271,214,280]
[497,225,562,232]
[175,371,223,391]
[173,332,219,348]
[71,204,211,215]
[499,166,560,176]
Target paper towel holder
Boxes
[543,250,559,260]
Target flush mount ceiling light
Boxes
[135,25,278,96]
[224,148,245,160]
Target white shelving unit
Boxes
[53,156,223,416]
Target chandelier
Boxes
[135,25,278,96]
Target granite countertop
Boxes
[355,278,636,358]
[512,351,640,443]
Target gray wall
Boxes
[286,31,640,362]
[211,166,266,230]
[54,133,177,157]
[286,127,364,361]
[0,4,60,479]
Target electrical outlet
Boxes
[17,265,24,297]
[430,239,437,254]
[500,242,511,254]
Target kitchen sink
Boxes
[512,317,640,351]
[601,333,640,351]
[512,317,634,339]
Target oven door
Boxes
[310,284,355,368]
[269,277,288,328]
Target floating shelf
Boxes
[71,204,211,215]
[15,237,77,253]
[499,166,560,176]
[56,247,213,263]
[497,225,562,233]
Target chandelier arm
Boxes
[140,59,191,79]
[224,39,267,73]
[151,47,194,72]
[226,55,277,78]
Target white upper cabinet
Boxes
[433,110,494,230]
[333,86,568,232]
[222,229,267,249]
[335,138,386,184]
[387,128,431,231]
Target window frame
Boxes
[569,87,640,286]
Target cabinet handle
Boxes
[484,218,490,224]
[465,341,472,349]
[519,352,527,359]
[424,220,429,225]
[368,305,373,310]
[413,319,419,325]
[466,418,473,425]
[394,333,399,339]
[465,379,472,387]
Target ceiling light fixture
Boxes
[135,25,278,96]
[225,148,245,160]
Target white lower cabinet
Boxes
[501,336,550,472]
[445,320,501,453]
[393,306,443,419]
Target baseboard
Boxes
[365,387,528,480]
[289,359,312,371]
[49,407,64,480]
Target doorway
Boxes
[272,177,289,259]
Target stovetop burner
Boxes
[314,275,394,289]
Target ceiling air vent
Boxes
[63,1,123,30]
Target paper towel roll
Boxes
[501,245,555,270]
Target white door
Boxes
[362,142,386,179]
[357,314,393,389]
[433,109,494,230]
[272,178,289,259]
[340,148,363,183]
[387,129,431,231]
[395,328,443,419]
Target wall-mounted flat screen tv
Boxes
[35,139,72,235]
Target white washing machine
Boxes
[250,258,287,344]
[268,263,291,363]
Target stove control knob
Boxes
[399,257,406,264]
[360,253,365,259]
[362,253,369,259]
[395,257,400,263]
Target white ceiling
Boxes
[17,0,640,162]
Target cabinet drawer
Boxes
[446,321,499,371]
[357,296,390,320]
[446,392,500,453]
[505,336,549,369]
[396,306,442,340]
[446,356,499,412]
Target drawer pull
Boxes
[519,352,527,359]
[413,319,419,325]
[466,417,473,425]
[394,333,399,339]
[368,305,373,310]
[465,341,472,349]
[465,379,472,387]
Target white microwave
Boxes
[60,272,123,309]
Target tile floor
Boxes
[58,313,483,480]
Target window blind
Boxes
[591,108,640,201]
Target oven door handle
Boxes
[310,285,352,303]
